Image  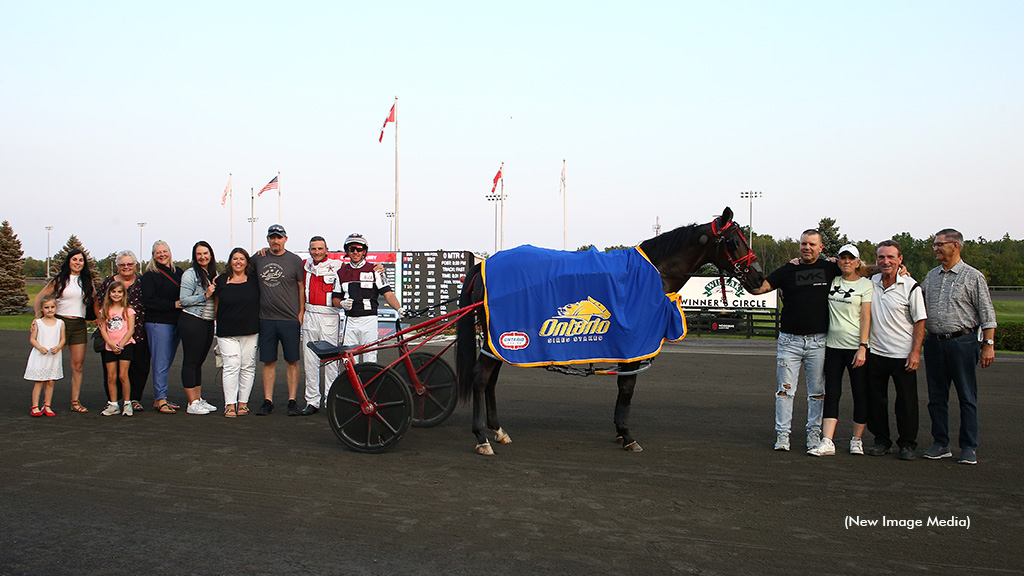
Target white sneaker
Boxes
[850,437,864,455]
[101,402,120,416]
[187,399,212,415]
[807,432,822,449]
[807,437,836,456]
[774,434,790,451]
[122,402,134,417]
[199,398,217,412]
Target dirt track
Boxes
[1,332,1021,575]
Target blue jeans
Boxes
[146,322,180,401]
[776,332,826,437]
[923,333,980,450]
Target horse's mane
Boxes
[638,222,703,265]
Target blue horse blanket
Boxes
[482,245,687,367]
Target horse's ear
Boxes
[721,207,734,223]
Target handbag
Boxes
[92,329,104,353]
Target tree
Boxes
[22,257,47,278]
[576,244,595,252]
[0,221,30,315]
[50,235,101,280]
[816,217,849,258]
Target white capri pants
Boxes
[218,334,258,406]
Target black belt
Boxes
[930,328,975,340]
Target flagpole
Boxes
[500,162,506,250]
[561,159,566,250]
[394,95,399,251]
[248,187,257,253]
[277,171,282,225]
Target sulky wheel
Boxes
[402,352,458,428]
[327,362,413,453]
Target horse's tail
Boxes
[456,263,483,402]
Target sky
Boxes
[3,1,1022,262]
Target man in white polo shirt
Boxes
[865,240,927,461]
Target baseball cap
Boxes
[267,224,287,238]
[838,243,860,258]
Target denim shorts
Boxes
[258,319,301,363]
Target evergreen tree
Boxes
[0,220,30,315]
[50,235,101,280]
[816,217,849,258]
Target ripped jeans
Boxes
[775,332,826,437]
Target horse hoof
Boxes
[493,427,512,444]
[623,441,643,452]
[476,442,494,456]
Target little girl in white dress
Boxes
[26,294,66,417]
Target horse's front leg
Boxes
[614,363,643,452]
[472,355,501,455]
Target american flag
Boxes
[259,176,278,197]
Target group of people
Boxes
[24,223,999,465]
[27,225,402,419]
[751,227,997,465]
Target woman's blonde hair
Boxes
[146,240,172,273]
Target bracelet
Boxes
[858,343,869,349]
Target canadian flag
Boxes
[378,103,396,143]
[491,166,503,194]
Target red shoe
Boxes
[30,406,43,417]
[42,405,56,417]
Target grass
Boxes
[993,300,1024,324]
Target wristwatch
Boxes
[983,339,995,346]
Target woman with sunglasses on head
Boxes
[141,240,184,413]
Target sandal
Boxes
[42,405,56,417]
[166,401,182,410]
[154,401,176,414]
[224,405,237,418]
[30,406,43,417]
[70,400,89,413]
[131,400,145,412]
[236,404,249,416]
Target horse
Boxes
[455,206,767,455]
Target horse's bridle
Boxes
[710,219,761,304]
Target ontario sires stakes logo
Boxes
[540,296,611,343]
[499,331,530,350]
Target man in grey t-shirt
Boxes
[251,224,305,416]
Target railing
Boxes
[683,308,780,339]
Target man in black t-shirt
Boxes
[751,230,840,452]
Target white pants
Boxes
[302,311,341,408]
[343,314,378,364]
[218,334,258,405]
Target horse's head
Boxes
[705,207,766,292]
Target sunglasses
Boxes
[347,245,367,253]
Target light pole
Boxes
[137,222,147,274]
[385,212,395,251]
[45,226,53,279]
[739,191,762,251]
